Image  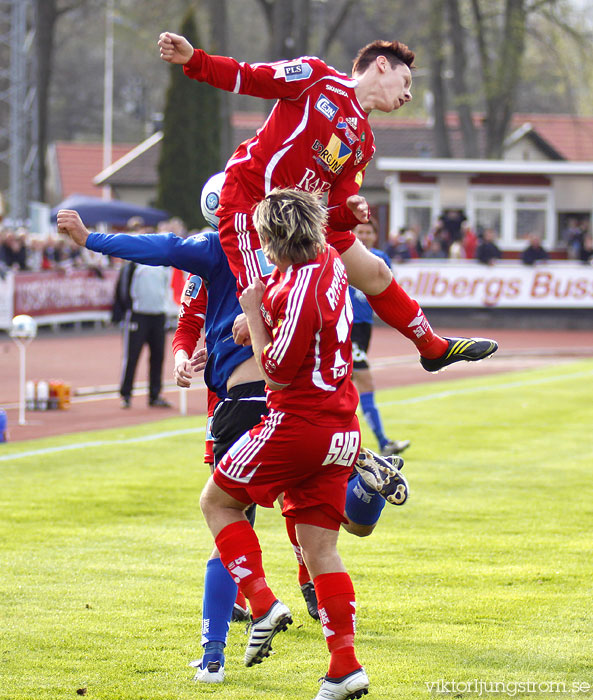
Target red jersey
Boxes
[172,274,207,357]
[183,52,375,231]
[172,275,214,464]
[260,245,358,425]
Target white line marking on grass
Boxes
[3,368,591,462]
[378,368,593,407]
[0,427,205,463]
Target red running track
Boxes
[1,326,592,443]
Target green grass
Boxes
[1,360,593,699]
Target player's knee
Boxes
[356,255,392,296]
[199,477,218,517]
[342,520,375,538]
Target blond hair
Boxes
[253,188,326,265]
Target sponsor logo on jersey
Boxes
[322,430,361,466]
[182,275,202,305]
[355,162,368,187]
[336,117,358,145]
[312,134,351,174]
[331,349,350,379]
[276,60,313,82]
[297,168,332,194]
[346,117,358,130]
[315,94,338,121]
[354,146,363,165]
[260,303,273,327]
[324,83,348,97]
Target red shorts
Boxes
[213,409,361,530]
[218,210,356,293]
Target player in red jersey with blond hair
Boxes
[158,32,497,373]
[199,188,369,700]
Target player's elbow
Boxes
[265,377,288,391]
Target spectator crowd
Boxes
[1,212,592,275]
[0,216,193,275]
[380,212,592,266]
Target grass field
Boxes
[1,360,592,700]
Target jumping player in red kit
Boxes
[199,189,368,700]
[158,32,498,373]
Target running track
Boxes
[1,326,592,443]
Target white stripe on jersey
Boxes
[227,138,258,168]
[233,65,243,93]
[267,264,315,364]
[311,329,336,392]
[349,99,366,120]
[235,212,260,284]
[288,73,359,102]
[326,74,358,88]
[264,144,293,195]
[282,97,310,146]
[221,409,285,482]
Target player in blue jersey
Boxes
[349,219,411,457]
[56,178,408,684]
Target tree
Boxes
[426,0,592,158]
[427,0,453,157]
[446,0,479,156]
[470,0,528,157]
[35,0,106,200]
[156,9,220,229]
[207,0,232,161]
[253,0,357,59]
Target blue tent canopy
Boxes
[51,194,170,228]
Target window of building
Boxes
[468,187,554,250]
[392,185,439,239]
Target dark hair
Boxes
[353,40,415,75]
[354,216,379,235]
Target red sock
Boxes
[314,572,361,678]
[215,521,276,619]
[366,279,447,358]
[285,517,313,586]
[235,589,247,611]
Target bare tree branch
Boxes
[446,0,478,157]
[253,0,274,30]
[427,0,452,157]
[320,0,357,56]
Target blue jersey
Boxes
[87,231,252,397]
[348,247,392,325]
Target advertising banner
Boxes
[13,269,118,317]
[394,262,593,309]
[0,271,14,329]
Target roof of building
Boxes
[510,113,593,161]
[52,141,135,199]
[88,111,593,192]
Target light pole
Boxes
[9,314,37,426]
[102,0,114,201]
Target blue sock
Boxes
[360,391,388,450]
[345,475,386,526]
[201,557,237,666]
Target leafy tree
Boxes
[156,8,220,229]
